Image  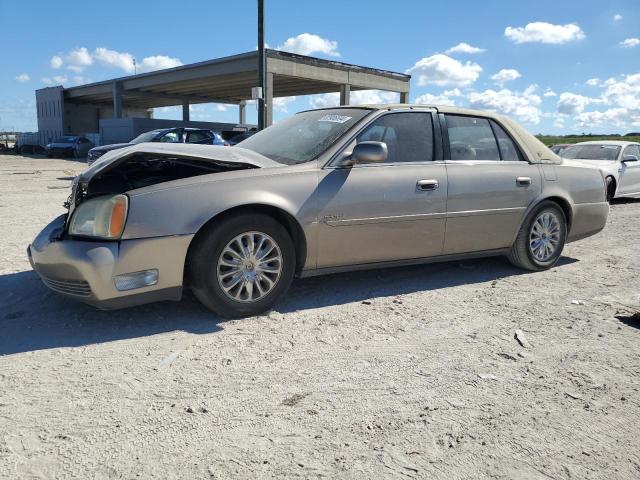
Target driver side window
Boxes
[356,112,434,163]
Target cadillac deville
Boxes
[28,105,609,318]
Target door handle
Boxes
[417,179,439,191]
[516,176,531,186]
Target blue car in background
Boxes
[87,127,228,165]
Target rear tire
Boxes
[508,201,567,271]
[187,213,296,319]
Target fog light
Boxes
[114,269,158,291]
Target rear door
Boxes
[618,144,640,195]
[441,114,542,255]
[316,110,447,268]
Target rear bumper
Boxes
[567,201,609,243]
[28,215,193,310]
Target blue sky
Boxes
[2,0,639,134]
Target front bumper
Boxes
[28,215,194,309]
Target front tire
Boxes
[508,201,567,271]
[605,176,616,203]
[187,213,296,318]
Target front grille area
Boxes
[42,276,92,297]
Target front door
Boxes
[618,144,640,195]
[316,111,447,269]
[441,114,542,255]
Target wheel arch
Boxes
[513,195,573,246]
[185,203,308,275]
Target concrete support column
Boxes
[239,101,247,124]
[112,81,123,119]
[266,72,274,127]
[400,90,410,104]
[182,100,190,122]
[339,84,351,105]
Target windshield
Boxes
[53,136,77,143]
[561,144,621,160]
[130,130,164,144]
[239,108,371,164]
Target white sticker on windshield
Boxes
[318,114,352,123]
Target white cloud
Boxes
[466,85,542,124]
[585,78,600,86]
[620,38,640,48]
[276,33,340,57]
[273,96,297,112]
[543,89,557,97]
[445,42,485,55]
[309,90,398,109]
[94,48,182,73]
[94,47,135,72]
[600,73,640,110]
[72,76,90,86]
[42,76,67,85]
[558,73,640,130]
[406,54,482,87]
[137,55,183,72]
[215,104,228,112]
[50,55,63,69]
[557,92,592,115]
[490,68,521,85]
[415,88,462,106]
[504,22,585,44]
[66,47,93,72]
[613,14,623,22]
[15,73,30,83]
[576,108,635,128]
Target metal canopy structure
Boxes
[62,49,411,126]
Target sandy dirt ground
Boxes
[0,154,639,480]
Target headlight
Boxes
[69,194,128,239]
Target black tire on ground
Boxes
[605,176,616,203]
[187,213,296,319]
[507,201,567,271]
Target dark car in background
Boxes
[227,131,257,146]
[87,127,227,165]
[46,136,95,158]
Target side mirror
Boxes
[351,141,388,165]
[622,155,639,163]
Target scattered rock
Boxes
[478,373,499,381]
[514,330,532,348]
[497,352,518,361]
[565,392,583,400]
[281,393,309,406]
[186,406,195,413]
[361,300,372,305]
[571,300,586,305]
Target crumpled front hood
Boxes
[78,142,281,183]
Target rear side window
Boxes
[490,120,523,161]
[445,115,499,160]
[356,112,434,163]
[186,131,211,143]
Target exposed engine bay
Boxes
[72,153,257,207]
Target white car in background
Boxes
[560,141,640,201]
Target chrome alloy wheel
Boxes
[216,231,283,303]
[529,211,561,262]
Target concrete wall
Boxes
[65,103,151,139]
[36,87,64,145]
[99,118,251,145]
